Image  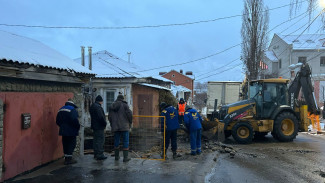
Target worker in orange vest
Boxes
[177,98,186,125]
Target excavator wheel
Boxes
[231,122,254,144]
[272,112,298,142]
[225,130,232,138]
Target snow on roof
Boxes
[168,69,195,79]
[74,50,170,83]
[265,51,278,62]
[278,34,325,50]
[170,84,191,95]
[0,30,93,74]
[74,50,144,78]
[288,63,303,70]
[208,81,242,83]
[139,83,171,91]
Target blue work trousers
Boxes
[114,131,129,150]
[190,129,202,154]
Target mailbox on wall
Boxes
[21,113,31,129]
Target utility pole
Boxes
[127,52,131,63]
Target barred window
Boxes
[106,91,115,113]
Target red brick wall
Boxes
[162,70,194,96]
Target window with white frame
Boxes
[106,91,115,113]
[298,57,307,63]
[320,57,325,67]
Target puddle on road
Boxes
[313,170,325,178]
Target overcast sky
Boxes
[0,0,323,82]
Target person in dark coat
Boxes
[56,99,80,165]
[109,94,133,162]
[160,102,180,159]
[90,95,107,160]
[184,105,202,156]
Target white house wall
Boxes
[269,34,292,78]
[97,83,133,113]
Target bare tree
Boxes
[241,0,269,80]
[194,81,208,112]
[290,0,316,21]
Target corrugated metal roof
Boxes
[0,30,94,74]
[139,83,171,91]
[74,50,170,82]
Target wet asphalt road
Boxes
[206,132,325,183]
[7,132,325,183]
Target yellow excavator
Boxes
[214,62,319,144]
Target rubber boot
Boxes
[115,149,120,161]
[123,150,131,162]
[64,157,77,165]
[173,151,177,159]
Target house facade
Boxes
[74,50,174,130]
[160,70,194,103]
[264,33,325,106]
[0,30,93,181]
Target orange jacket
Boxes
[178,102,186,116]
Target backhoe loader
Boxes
[214,62,319,144]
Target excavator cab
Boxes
[249,79,289,119]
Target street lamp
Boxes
[320,0,325,8]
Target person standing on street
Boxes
[90,95,107,160]
[160,102,180,159]
[109,94,133,162]
[184,105,202,156]
[56,99,80,165]
[177,98,186,125]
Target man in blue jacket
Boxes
[56,99,80,165]
[184,105,202,156]
[160,102,180,159]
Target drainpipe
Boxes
[88,46,92,70]
[81,46,85,66]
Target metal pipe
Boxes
[88,46,92,70]
[81,46,85,66]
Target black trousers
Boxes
[162,129,177,152]
[93,129,105,157]
[62,136,77,156]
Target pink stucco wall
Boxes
[0,92,73,181]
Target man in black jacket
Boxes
[56,99,80,165]
[90,95,107,160]
[109,94,133,162]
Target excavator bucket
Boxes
[216,121,225,142]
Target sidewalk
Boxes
[8,150,217,183]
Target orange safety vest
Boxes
[178,102,186,116]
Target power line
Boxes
[183,11,311,81]
[0,0,307,30]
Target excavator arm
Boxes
[288,63,319,115]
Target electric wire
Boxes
[0,0,307,30]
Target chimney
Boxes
[127,52,131,63]
[81,46,85,66]
[180,69,183,74]
[88,46,92,70]
[159,72,167,75]
[185,71,193,75]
